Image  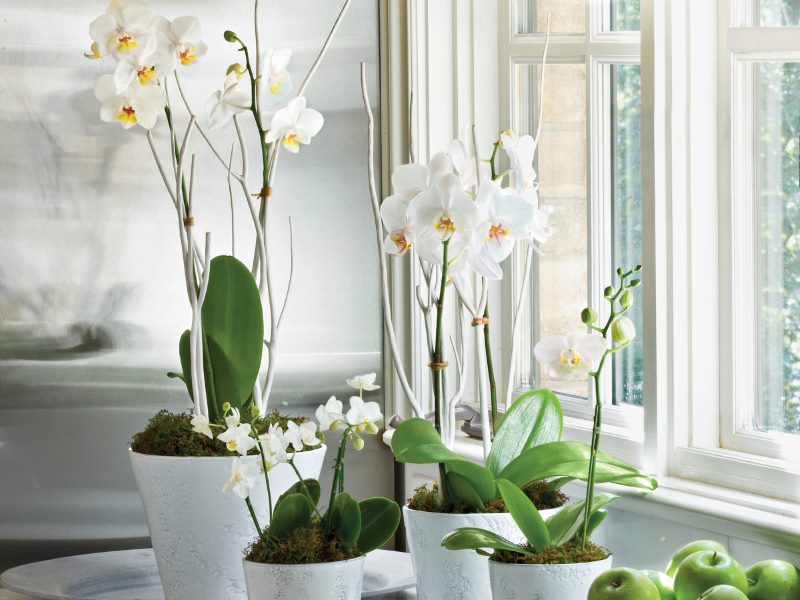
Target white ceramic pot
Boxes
[403,505,561,600]
[489,555,613,600]
[129,446,326,600]
[242,556,365,600]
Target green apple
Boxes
[746,559,800,600]
[641,570,675,600]
[698,584,749,599]
[673,551,748,600]
[588,568,661,600]
[666,540,728,577]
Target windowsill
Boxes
[383,428,800,553]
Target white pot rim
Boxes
[489,555,613,569]
[128,444,327,461]
[243,554,366,568]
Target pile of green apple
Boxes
[587,540,800,600]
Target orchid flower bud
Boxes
[224,30,238,43]
[604,285,615,298]
[581,307,598,325]
[352,437,365,451]
[611,317,636,344]
[619,290,633,308]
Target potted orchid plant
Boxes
[441,266,652,600]
[221,375,400,600]
[84,0,352,598]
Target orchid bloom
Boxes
[407,173,479,265]
[345,396,383,434]
[217,423,257,456]
[154,16,207,66]
[346,373,380,392]
[206,70,252,129]
[501,130,538,191]
[112,34,175,93]
[534,332,607,379]
[224,407,241,428]
[222,457,260,499]
[284,420,321,451]
[379,164,428,256]
[95,75,165,130]
[257,424,289,470]
[315,396,344,432]
[468,181,535,279]
[89,0,154,58]
[190,414,213,440]
[449,135,477,191]
[259,48,293,107]
[265,96,324,153]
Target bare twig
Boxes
[226,145,236,256]
[277,217,295,331]
[146,131,177,207]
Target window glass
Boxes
[514,0,586,34]
[609,0,641,31]
[759,0,800,26]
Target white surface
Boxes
[0,549,414,600]
[243,556,365,600]
[129,448,325,600]
[489,556,613,600]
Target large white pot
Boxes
[129,446,326,600]
[403,505,561,600]
[242,556,365,600]
[489,555,613,600]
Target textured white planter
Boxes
[129,446,326,600]
[489,555,613,600]
[242,556,366,600]
[403,505,561,600]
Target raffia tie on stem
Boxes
[183,217,195,227]
[253,186,273,199]
[471,316,490,327]
[428,361,448,371]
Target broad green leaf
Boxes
[201,256,264,418]
[268,493,312,540]
[545,492,618,545]
[174,329,193,400]
[445,471,485,511]
[441,527,532,556]
[275,479,321,510]
[586,508,608,539]
[445,461,497,504]
[499,440,658,491]
[487,389,563,476]
[390,418,464,464]
[496,479,550,553]
[357,497,401,553]
[330,493,361,546]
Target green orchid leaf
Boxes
[175,329,193,400]
[275,479,321,510]
[357,497,401,553]
[445,460,497,504]
[445,471,485,511]
[268,493,312,540]
[487,389,563,476]
[330,492,362,546]
[390,418,465,464]
[496,479,550,553]
[441,527,532,556]
[586,508,608,539]
[545,492,618,546]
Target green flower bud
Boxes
[581,307,598,324]
[634,264,642,271]
[616,267,623,277]
[628,278,641,288]
[353,437,365,451]
[223,30,238,43]
[611,317,636,344]
[226,63,246,76]
[222,402,231,412]
[604,285,615,298]
[620,290,633,308]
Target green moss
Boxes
[245,521,362,565]
[491,540,609,565]
[407,481,567,514]
[131,409,320,457]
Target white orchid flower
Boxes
[94,75,165,130]
[258,424,289,470]
[346,396,383,434]
[467,181,535,279]
[154,16,207,66]
[346,373,381,392]
[379,163,429,256]
[218,423,257,456]
[259,48,293,107]
[265,96,324,153]
[315,396,344,432]
[449,134,477,191]
[112,34,175,93]
[224,407,241,428]
[222,457,260,499]
[284,420,321,451]
[408,173,480,265]
[501,130,538,191]
[520,186,550,245]
[534,332,607,379]
[89,0,154,58]
[205,71,252,129]
[190,414,213,439]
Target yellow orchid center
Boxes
[117,34,137,52]
[434,215,456,238]
[117,105,137,125]
[230,472,243,484]
[559,348,582,368]
[226,439,239,452]
[179,46,198,65]
[488,223,509,243]
[391,232,411,253]
[269,76,283,95]
[137,65,156,85]
[282,132,301,151]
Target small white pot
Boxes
[129,446,326,600]
[489,555,613,600]
[242,556,366,600]
[403,505,561,600]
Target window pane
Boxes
[612,64,643,406]
[514,0,585,34]
[609,0,640,31]
[757,62,800,433]
[759,0,800,26]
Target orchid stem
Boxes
[325,432,349,533]
[246,497,266,542]
[289,459,324,520]
[483,299,498,437]
[255,440,274,521]
[432,240,451,506]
